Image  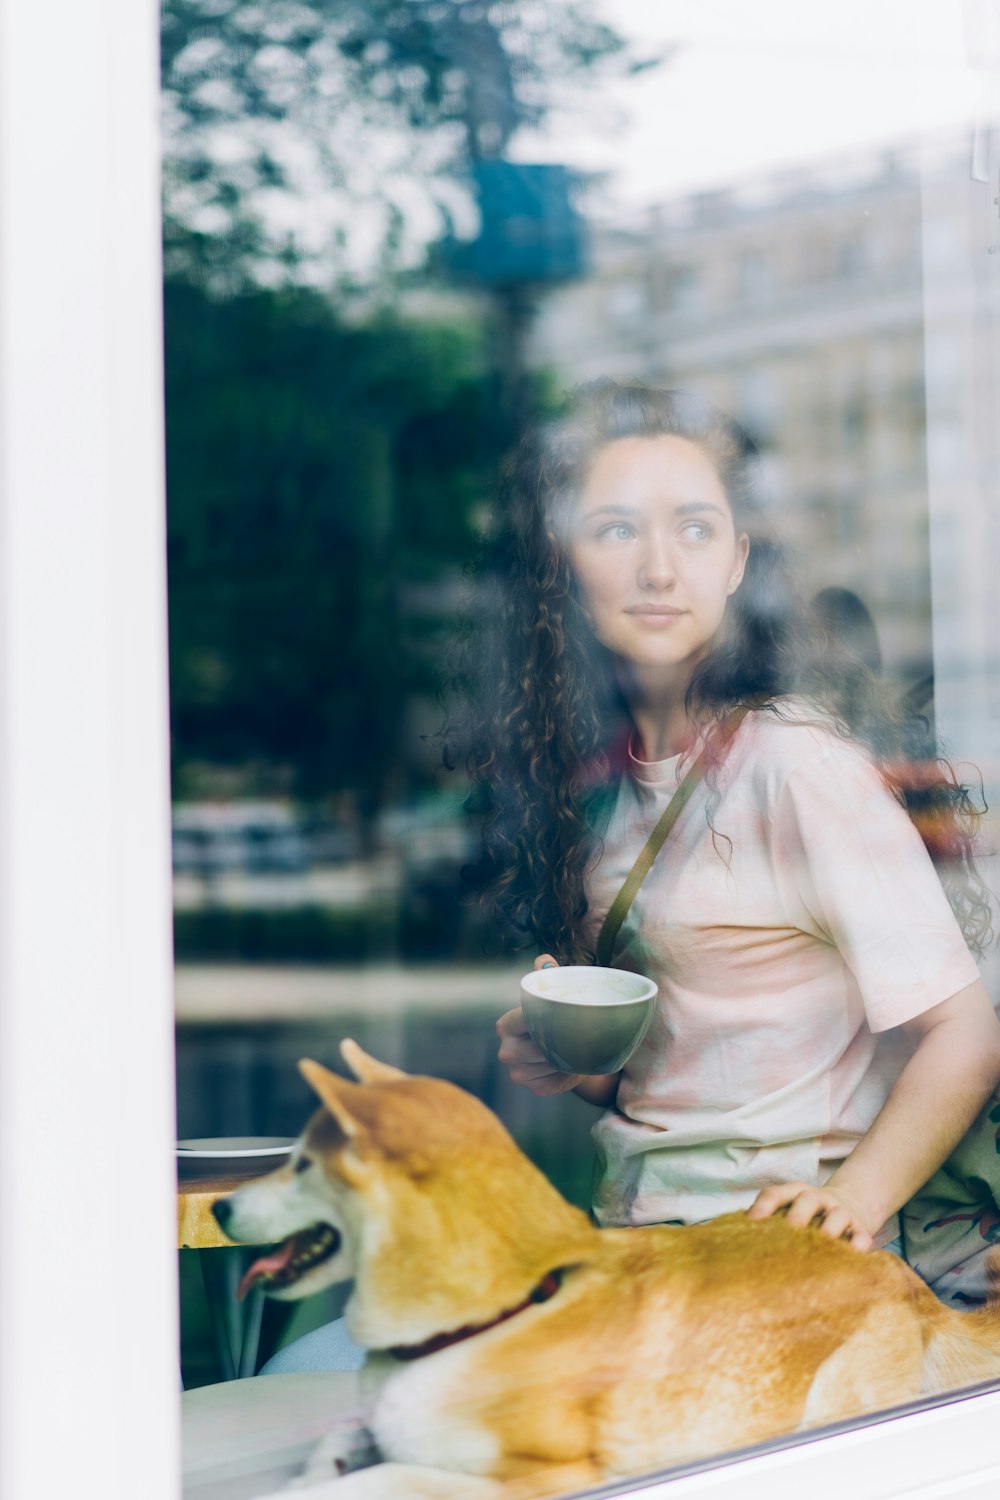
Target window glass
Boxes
[168,0,1000,1489]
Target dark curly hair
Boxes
[457,380,991,961]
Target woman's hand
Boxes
[496,954,587,1097]
[745,1181,874,1251]
[495,1007,587,1097]
[497,955,621,1105]
[747,983,1000,1257]
[494,1008,587,1104]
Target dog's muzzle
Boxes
[211,1198,342,1299]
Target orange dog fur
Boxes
[217,1041,1000,1498]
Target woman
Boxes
[262,381,999,1377]
[483,381,1000,1277]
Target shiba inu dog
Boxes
[214,1041,1000,1498]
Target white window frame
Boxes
[1,4,998,1500]
[0,2,179,1499]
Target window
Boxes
[160,1,1000,1491]
[8,3,1000,1498]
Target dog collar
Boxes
[386,1268,565,1363]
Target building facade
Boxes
[528,146,952,688]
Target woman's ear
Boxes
[728,533,750,595]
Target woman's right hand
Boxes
[496,954,586,1097]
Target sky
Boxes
[511,0,993,214]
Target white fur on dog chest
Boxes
[371,1346,502,1476]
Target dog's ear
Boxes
[339,1038,408,1085]
[298,1058,366,1140]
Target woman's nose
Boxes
[638,534,675,590]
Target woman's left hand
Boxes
[745,1181,874,1251]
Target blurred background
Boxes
[166,0,1000,1382]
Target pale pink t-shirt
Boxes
[588,702,980,1230]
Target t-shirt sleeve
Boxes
[771,740,980,1032]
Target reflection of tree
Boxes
[161,0,635,288]
[165,279,503,806]
[162,3,661,808]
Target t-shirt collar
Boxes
[627,734,683,787]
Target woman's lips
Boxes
[625,605,685,625]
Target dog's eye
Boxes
[294,1155,313,1175]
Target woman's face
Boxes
[567,435,749,675]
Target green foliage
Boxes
[161,5,656,803]
[161,0,626,148]
[160,0,633,286]
[173,904,371,963]
[165,278,504,802]
[172,889,489,962]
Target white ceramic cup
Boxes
[519,965,658,1075]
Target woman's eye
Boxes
[680,521,713,543]
[597,522,636,542]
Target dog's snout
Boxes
[212,1198,233,1230]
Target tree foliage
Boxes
[165,278,505,802]
[161,3,654,803]
[161,0,635,287]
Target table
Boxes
[183,1371,364,1500]
[178,1169,273,1381]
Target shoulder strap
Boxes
[595,706,751,969]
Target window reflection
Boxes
[169,1,1000,1492]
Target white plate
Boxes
[176,1137,295,1159]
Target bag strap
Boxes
[595,706,751,968]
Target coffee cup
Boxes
[519,965,658,1075]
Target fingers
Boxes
[810,1202,872,1250]
[746,1183,872,1249]
[745,1182,810,1221]
[496,1000,581,1095]
[533,954,559,971]
[496,1009,542,1067]
[783,1189,828,1230]
[511,1069,583,1097]
[496,1007,566,1093]
[816,1205,856,1244]
[500,1043,581,1094]
[501,1049,554,1081]
[496,1006,529,1040]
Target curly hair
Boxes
[457,380,991,961]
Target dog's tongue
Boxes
[237,1239,295,1301]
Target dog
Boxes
[214,1041,1000,1498]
